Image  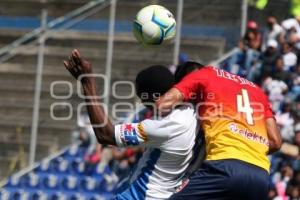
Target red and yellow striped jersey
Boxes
[175,66,274,172]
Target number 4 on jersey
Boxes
[237,89,254,125]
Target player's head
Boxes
[175,61,204,83]
[135,65,175,104]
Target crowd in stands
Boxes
[225,16,300,200]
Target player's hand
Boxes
[63,49,92,81]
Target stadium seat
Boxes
[53,157,69,173]
[7,175,22,187]
[100,173,119,192]
[66,145,80,158]
[51,192,67,200]
[62,176,78,191]
[94,163,106,175]
[80,177,97,192]
[89,194,114,200]
[25,173,40,188]
[0,189,10,200]
[71,159,86,175]
[69,193,86,200]
[39,160,51,172]
[30,191,48,200]
[12,190,30,200]
[43,175,59,189]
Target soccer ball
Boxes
[133,5,176,45]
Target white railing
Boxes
[0,0,110,63]
[209,47,239,67]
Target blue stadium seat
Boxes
[43,175,59,189]
[69,193,86,200]
[30,191,48,200]
[24,173,40,189]
[38,160,51,173]
[100,173,119,192]
[7,175,22,188]
[0,189,10,200]
[2,145,118,199]
[80,177,97,192]
[62,176,78,191]
[94,163,105,175]
[89,194,114,200]
[50,192,67,200]
[71,159,86,175]
[12,190,30,200]
[65,145,80,159]
[53,157,69,174]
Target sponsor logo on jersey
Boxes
[229,123,269,147]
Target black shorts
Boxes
[169,159,269,200]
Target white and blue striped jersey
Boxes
[114,106,198,200]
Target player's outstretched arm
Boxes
[156,88,184,116]
[266,117,282,154]
[63,49,116,146]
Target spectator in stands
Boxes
[227,20,261,77]
[273,163,294,199]
[261,39,281,78]
[78,130,91,149]
[288,31,300,52]
[244,20,263,50]
[289,64,300,100]
[276,101,295,143]
[268,185,280,200]
[263,76,288,112]
[110,147,143,181]
[264,16,283,49]
[286,183,300,200]
[84,143,102,175]
[281,16,300,38]
[294,122,300,142]
[273,56,292,85]
[282,42,297,71]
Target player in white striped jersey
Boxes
[63,49,198,200]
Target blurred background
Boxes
[0,0,299,199]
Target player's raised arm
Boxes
[63,49,116,146]
[156,65,208,115]
[156,88,184,116]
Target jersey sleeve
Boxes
[174,67,210,101]
[114,123,147,147]
[114,111,189,148]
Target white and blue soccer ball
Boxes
[133,5,176,45]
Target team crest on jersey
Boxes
[137,123,148,142]
[121,124,140,146]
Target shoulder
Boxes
[144,106,196,129]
